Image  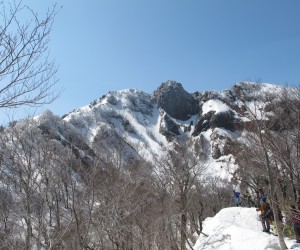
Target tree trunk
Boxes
[180,190,188,250]
[180,212,187,250]
[260,132,287,250]
[25,215,32,250]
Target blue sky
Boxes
[2,0,300,121]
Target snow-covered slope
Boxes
[36,80,285,179]
[194,207,297,250]
[61,88,171,161]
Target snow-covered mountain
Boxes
[38,80,283,179]
[1,80,297,249]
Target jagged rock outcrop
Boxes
[159,113,181,141]
[153,80,200,120]
[192,110,236,136]
[210,129,234,159]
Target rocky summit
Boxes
[153,80,200,120]
[33,80,284,174]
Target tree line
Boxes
[0,114,232,249]
[3,87,300,250]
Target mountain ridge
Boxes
[33,80,283,183]
[56,80,279,155]
[1,79,295,249]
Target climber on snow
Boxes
[233,190,241,207]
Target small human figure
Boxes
[257,188,267,206]
[233,190,241,207]
[290,205,300,243]
[256,196,272,233]
[243,190,253,207]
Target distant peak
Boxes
[153,80,200,120]
[159,80,184,91]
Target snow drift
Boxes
[194,207,297,250]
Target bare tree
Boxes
[0,119,50,249]
[275,86,300,208]
[234,86,289,250]
[155,137,207,250]
[0,0,59,109]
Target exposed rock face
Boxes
[153,80,200,120]
[159,113,181,141]
[192,110,236,136]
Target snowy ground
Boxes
[194,207,299,250]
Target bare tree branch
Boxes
[0,0,60,109]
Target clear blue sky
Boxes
[2,0,300,121]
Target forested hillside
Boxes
[0,81,300,249]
